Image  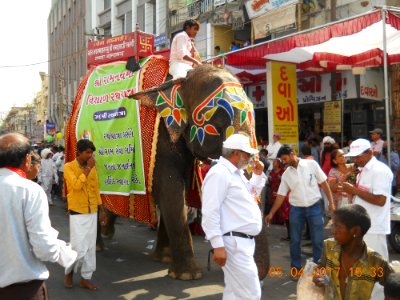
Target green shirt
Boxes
[318,238,393,300]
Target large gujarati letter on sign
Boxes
[267,61,299,153]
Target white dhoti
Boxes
[364,233,388,300]
[169,61,193,80]
[222,236,261,300]
[41,177,53,204]
[66,213,97,279]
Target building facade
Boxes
[48,0,90,132]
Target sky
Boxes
[0,1,51,121]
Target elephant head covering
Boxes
[223,134,259,155]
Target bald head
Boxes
[0,133,31,169]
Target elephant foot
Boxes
[168,268,203,280]
[101,224,115,239]
[153,247,172,263]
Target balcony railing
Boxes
[170,0,214,28]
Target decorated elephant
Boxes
[65,56,269,280]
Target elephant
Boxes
[66,56,269,280]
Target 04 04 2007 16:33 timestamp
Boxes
[267,266,385,278]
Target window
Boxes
[104,0,111,10]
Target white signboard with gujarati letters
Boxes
[359,68,384,101]
[297,71,357,104]
[247,85,267,109]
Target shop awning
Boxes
[226,9,400,73]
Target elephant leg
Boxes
[156,182,202,280]
[100,208,117,239]
[254,223,270,280]
[153,214,172,263]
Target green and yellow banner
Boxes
[76,61,145,195]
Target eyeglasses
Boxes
[239,150,255,158]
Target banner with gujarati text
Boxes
[267,61,299,153]
[76,61,145,195]
[323,101,342,133]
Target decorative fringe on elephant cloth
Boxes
[65,55,169,225]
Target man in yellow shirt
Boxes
[63,139,102,291]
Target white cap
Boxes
[344,138,371,157]
[223,134,258,155]
[41,148,53,159]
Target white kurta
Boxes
[38,158,58,204]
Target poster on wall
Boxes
[267,61,299,153]
[245,0,298,19]
[323,101,342,133]
[76,61,146,195]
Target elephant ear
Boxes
[133,82,187,143]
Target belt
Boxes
[68,210,81,215]
[223,231,254,239]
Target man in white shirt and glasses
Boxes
[202,134,265,300]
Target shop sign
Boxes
[154,34,167,47]
[244,0,298,19]
[297,71,356,104]
[247,85,267,109]
[267,61,299,153]
[87,32,154,68]
[323,101,342,133]
[214,0,237,7]
[252,3,296,38]
[212,4,244,30]
[359,69,384,101]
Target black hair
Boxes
[259,149,268,156]
[0,133,32,168]
[330,149,342,168]
[301,145,312,156]
[76,139,96,153]
[384,273,400,299]
[183,19,200,31]
[58,145,65,151]
[30,151,41,165]
[277,144,294,158]
[333,204,371,236]
[215,45,220,51]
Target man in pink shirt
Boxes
[370,128,384,158]
[169,19,202,80]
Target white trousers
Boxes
[66,213,97,279]
[169,61,193,80]
[222,236,261,300]
[364,233,388,300]
[41,177,53,204]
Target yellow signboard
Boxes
[267,61,299,153]
[323,101,342,133]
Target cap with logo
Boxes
[223,134,259,155]
[344,138,371,157]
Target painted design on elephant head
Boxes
[155,83,187,127]
[190,82,255,145]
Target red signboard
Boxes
[87,32,154,68]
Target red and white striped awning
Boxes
[226,9,400,73]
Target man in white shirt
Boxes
[266,132,282,161]
[0,133,76,299]
[342,138,392,300]
[169,19,202,80]
[265,145,334,275]
[342,138,392,259]
[202,134,265,300]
